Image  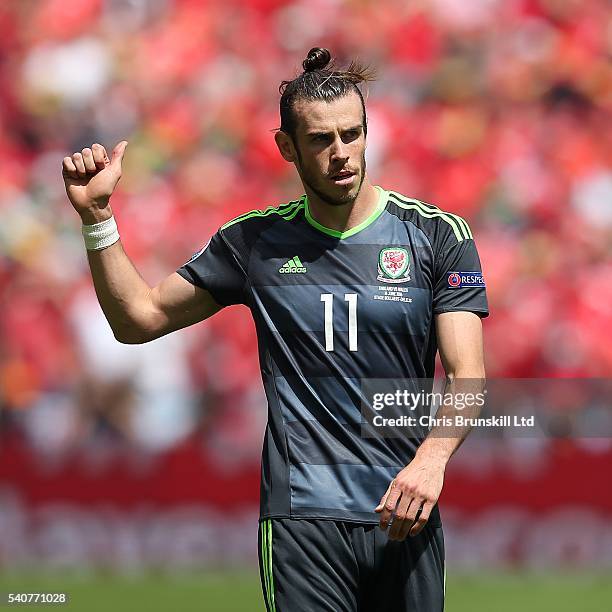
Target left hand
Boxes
[375,455,446,541]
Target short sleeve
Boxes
[433,237,489,318]
[176,230,247,306]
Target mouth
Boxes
[330,170,356,185]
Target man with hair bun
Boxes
[62,47,488,611]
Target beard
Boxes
[298,151,367,207]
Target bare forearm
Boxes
[86,234,156,339]
[416,369,486,466]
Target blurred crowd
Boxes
[0,0,611,455]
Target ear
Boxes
[275,131,297,163]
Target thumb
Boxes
[110,140,128,170]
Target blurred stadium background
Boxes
[0,0,611,610]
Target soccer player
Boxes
[62,47,488,611]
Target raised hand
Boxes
[62,141,128,224]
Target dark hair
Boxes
[278,47,376,141]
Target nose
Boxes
[330,134,349,163]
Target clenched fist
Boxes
[62,141,128,224]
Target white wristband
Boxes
[82,216,120,251]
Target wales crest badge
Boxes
[377,247,411,283]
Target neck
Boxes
[304,177,379,233]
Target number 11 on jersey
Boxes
[320,293,358,352]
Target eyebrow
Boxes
[306,125,363,137]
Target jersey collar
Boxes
[304,185,387,239]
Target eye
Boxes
[342,130,360,143]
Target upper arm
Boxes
[429,215,488,378]
[124,226,248,343]
[151,272,223,334]
[122,272,223,344]
[435,311,485,378]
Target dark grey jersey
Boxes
[177,186,488,523]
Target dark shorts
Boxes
[258,517,445,612]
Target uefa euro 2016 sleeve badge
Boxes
[447,271,486,288]
[377,247,411,283]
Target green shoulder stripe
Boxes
[388,191,472,241]
[411,197,473,239]
[221,198,304,230]
[281,201,304,222]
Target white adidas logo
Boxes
[279,256,307,274]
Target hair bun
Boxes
[302,47,332,72]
